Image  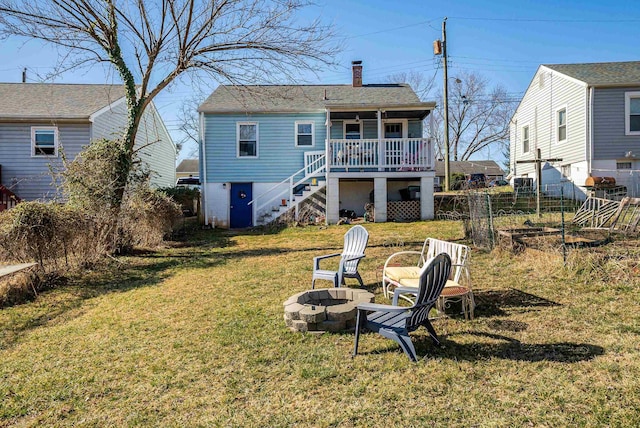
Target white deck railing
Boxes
[328,138,433,171]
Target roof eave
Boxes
[589,82,640,88]
[0,116,91,123]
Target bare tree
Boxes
[175,94,205,158]
[432,71,515,161]
[386,70,437,101]
[0,0,338,203]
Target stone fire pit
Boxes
[283,288,375,333]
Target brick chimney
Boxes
[352,60,363,87]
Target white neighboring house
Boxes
[510,61,640,199]
[0,83,176,201]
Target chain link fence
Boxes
[437,185,582,250]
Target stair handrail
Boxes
[248,153,326,213]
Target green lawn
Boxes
[1,220,639,427]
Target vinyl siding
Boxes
[592,87,640,160]
[203,113,327,182]
[92,100,176,187]
[135,104,176,188]
[91,99,128,141]
[511,67,588,177]
[0,122,90,200]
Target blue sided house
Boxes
[198,62,437,228]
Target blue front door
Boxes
[230,183,253,228]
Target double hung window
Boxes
[295,122,314,147]
[625,92,640,135]
[237,122,258,157]
[31,127,58,157]
[522,125,530,153]
[556,108,567,142]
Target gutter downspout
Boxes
[588,86,594,176]
[199,111,208,226]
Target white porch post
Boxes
[325,108,331,171]
[374,177,387,222]
[326,177,340,224]
[420,175,435,220]
[377,110,383,171]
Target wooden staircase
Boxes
[250,152,327,226]
[257,180,327,225]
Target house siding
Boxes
[92,101,176,188]
[511,67,587,178]
[0,122,90,200]
[135,104,176,188]
[203,113,327,183]
[592,86,640,160]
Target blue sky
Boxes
[1,0,639,160]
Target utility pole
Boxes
[442,18,450,192]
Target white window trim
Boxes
[555,105,567,143]
[31,126,59,157]
[625,91,640,136]
[343,120,363,139]
[521,123,530,154]
[294,121,315,147]
[236,122,258,158]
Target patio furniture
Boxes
[312,225,369,288]
[353,253,451,362]
[382,238,475,319]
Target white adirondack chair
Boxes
[312,225,369,288]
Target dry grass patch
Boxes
[1,221,639,426]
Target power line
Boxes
[343,19,439,39]
[449,16,640,23]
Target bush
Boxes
[62,138,182,253]
[0,201,104,271]
[121,185,183,249]
[0,139,184,305]
[160,186,200,216]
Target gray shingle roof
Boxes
[543,61,640,86]
[0,83,126,120]
[198,84,433,113]
[435,160,504,177]
[177,159,199,173]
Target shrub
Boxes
[120,185,183,249]
[0,201,104,272]
[62,138,182,253]
[160,186,200,216]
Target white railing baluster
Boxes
[327,138,434,171]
